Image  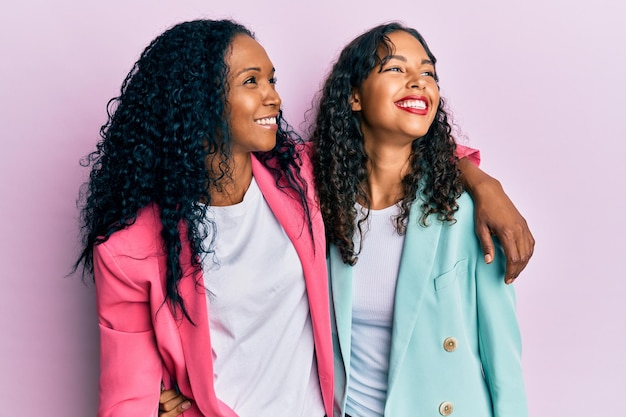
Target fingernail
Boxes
[182,401,191,410]
[484,254,493,264]
[506,278,515,285]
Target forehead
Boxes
[227,34,273,72]
[379,30,429,60]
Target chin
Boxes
[257,142,277,153]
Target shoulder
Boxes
[453,192,475,225]
[252,142,316,194]
[98,203,165,258]
[93,204,170,290]
[443,191,476,241]
[410,191,478,255]
[415,191,475,230]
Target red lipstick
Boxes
[395,95,429,115]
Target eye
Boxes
[269,77,278,85]
[421,70,436,78]
[243,76,257,85]
[383,66,403,73]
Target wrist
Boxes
[458,158,501,196]
[470,175,502,197]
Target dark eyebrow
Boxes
[236,67,276,76]
[386,54,407,63]
[385,55,434,66]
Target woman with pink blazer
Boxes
[76,20,333,417]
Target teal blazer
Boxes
[329,192,527,417]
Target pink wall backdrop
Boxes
[1,0,624,415]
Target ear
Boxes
[350,89,362,112]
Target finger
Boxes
[508,219,536,281]
[160,394,186,412]
[504,259,521,284]
[159,399,191,417]
[518,228,536,267]
[475,223,495,265]
[159,388,181,404]
[509,233,535,283]
[500,233,522,284]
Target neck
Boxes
[208,151,253,206]
[363,137,412,210]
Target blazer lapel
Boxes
[328,246,354,372]
[251,155,321,292]
[251,155,317,285]
[251,155,334,414]
[386,204,443,392]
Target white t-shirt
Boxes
[346,203,405,417]
[202,177,324,417]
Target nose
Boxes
[264,85,281,108]
[409,76,426,90]
[407,71,427,90]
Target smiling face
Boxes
[226,34,281,156]
[351,30,440,148]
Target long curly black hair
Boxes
[311,22,463,265]
[75,19,311,321]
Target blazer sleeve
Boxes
[475,244,528,417]
[455,144,481,166]
[94,242,163,417]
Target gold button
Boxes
[439,401,454,416]
[443,337,458,352]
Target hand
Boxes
[458,158,535,283]
[159,388,191,417]
[472,178,534,284]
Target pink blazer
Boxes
[93,151,333,417]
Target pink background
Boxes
[1,0,624,415]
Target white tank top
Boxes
[346,203,404,417]
[202,177,324,417]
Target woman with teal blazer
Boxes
[312,22,528,417]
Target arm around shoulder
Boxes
[457,157,535,283]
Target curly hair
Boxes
[75,19,311,321]
[311,22,463,265]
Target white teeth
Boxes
[397,100,426,109]
[255,117,277,125]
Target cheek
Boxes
[227,98,250,128]
[431,95,441,115]
[431,87,441,106]
[363,86,392,116]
